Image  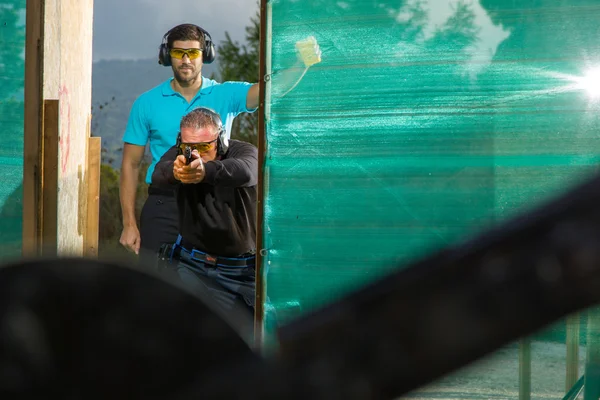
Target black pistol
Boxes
[184,146,192,165]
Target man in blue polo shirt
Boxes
[119,23,321,268]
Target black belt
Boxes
[176,239,255,268]
[148,185,176,197]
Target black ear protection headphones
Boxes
[176,107,229,156]
[158,24,216,66]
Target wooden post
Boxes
[254,0,269,348]
[55,0,94,256]
[84,135,101,258]
[41,99,60,255]
[519,338,532,400]
[566,313,580,392]
[23,0,44,256]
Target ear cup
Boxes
[158,32,172,66]
[217,129,229,156]
[202,34,215,64]
[175,132,182,154]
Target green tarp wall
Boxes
[0,0,25,258]
[262,0,600,397]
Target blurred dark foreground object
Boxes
[0,257,260,399]
[3,173,600,399]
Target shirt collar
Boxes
[161,76,210,96]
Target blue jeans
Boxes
[171,245,256,344]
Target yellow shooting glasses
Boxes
[179,138,218,154]
[169,48,202,60]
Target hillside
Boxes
[91,57,220,167]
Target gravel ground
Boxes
[401,341,587,400]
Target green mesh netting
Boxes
[262,0,600,397]
[0,0,25,258]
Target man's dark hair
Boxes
[180,107,222,135]
[167,23,206,50]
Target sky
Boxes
[92,0,259,62]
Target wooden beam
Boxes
[41,99,59,256]
[84,135,101,258]
[519,337,532,400]
[254,0,269,348]
[23,0,45,256]
[55,0,94,255]
[566,313,580,392]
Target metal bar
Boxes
[562,375,585,400]
[566,313,580,392]
[519,338,531,400]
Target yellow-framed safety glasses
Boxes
[169,48,202,60]
[179,138,217,154]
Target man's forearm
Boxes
[120,165,140,227]
[203,157,257,187]
[152,160,177,186]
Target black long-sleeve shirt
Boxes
[152,140,258,257]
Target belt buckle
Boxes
[204,254,217,266]
[191,248,217,266]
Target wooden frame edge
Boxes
[254,0,268,348]
[22,0,45,256]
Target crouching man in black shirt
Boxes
[152,107,257,343]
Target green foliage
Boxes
[216,8,260,145]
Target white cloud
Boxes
[92,0,258,62]
[393,0,511,79]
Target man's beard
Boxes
[173,66,200,84]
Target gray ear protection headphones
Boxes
[176,107,228,156]
[158,24,216,66]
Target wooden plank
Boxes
[24,0,95,257]
[41,99,59,256]
[42,0,60,99]
[84,135,101,258]
[22,0,45,256]
[55,0,94,255]
[519,338,532,400]
[566,313,580,392]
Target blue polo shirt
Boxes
[123,76,257,184]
